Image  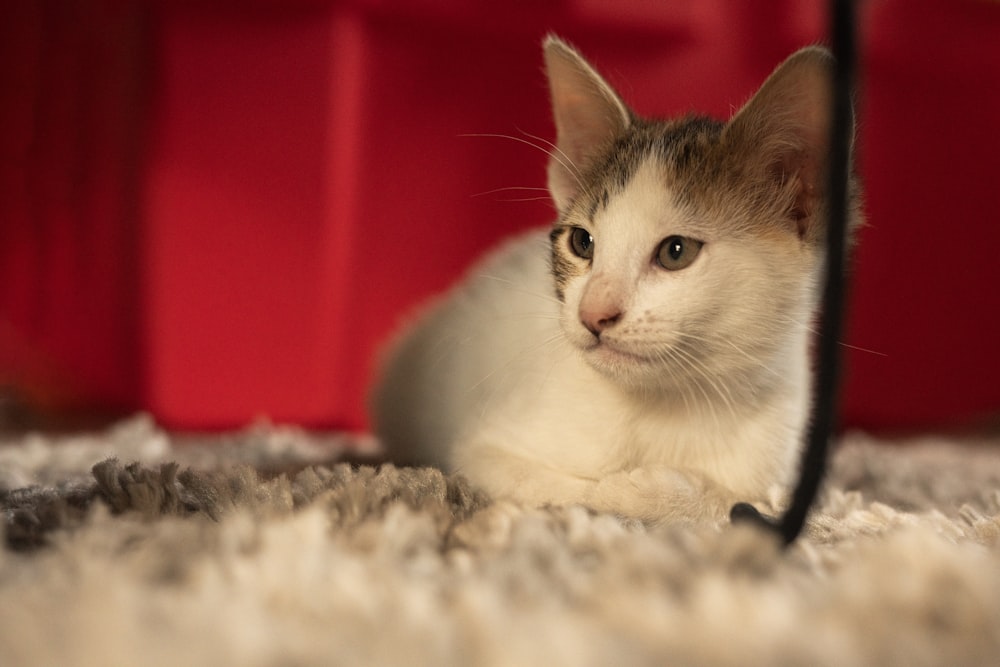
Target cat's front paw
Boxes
[609,466,696,496]
[590,465,721,522]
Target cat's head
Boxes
[543,36,861,394]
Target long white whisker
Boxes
[652,349,693,416]
[493,196,556,203]
[835,341,889,357]
[468,331,566,394]
[534,335,574,400]
[516,127,583,179]
[654,345,722,435]
[669,343,740,428]
[472,186,551,197]
[494,313,562,323]
[459,132,592,202]
[426,333,473,373]
[772,315,888,357]
[477,274,562,306]
[672,330,782,379]
[473,331,568,419]
[519,126,601,205]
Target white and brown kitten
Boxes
[371,36,861,523]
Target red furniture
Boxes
[2,0,998,432]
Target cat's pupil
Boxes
[667,239,683,260]
[570,227,594,259]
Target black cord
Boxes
[731,0,856,546]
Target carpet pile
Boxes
[1,416,999,665]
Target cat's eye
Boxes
[656,236,703,271]
[569,227,594,260]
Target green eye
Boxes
[656,235,703,271]
[569,227,594,259]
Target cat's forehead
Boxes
[598,159,693,242]
[568,117,725,235]
[577,116,726,219]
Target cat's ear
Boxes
[725,46,849,241]
[544,35,631,213]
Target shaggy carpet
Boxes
[1,416,999,666]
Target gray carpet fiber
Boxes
[2,416,999,666]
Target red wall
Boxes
[2,0,998,432]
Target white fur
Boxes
[372,156,820,523]
[371,40,838,523]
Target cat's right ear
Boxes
[724,47,849,242]
[544,36,631,213]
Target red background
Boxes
[2,0,999,432]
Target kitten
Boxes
[371,36,861,523]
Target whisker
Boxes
[495,313,562,322]
[472,331,569,419]
[468,330,566,394]
[654,346,723,434]
[459,132,593,202]
[835,342,888,357]
[515,127,583,179]
[426,333,474,373]
[472,185,551,198]
[492,196,556,203]
[653,350,694,417]
[772,315,887,357]
[477,274,562,306]
[672,330,782,379]
[668,343,740,427]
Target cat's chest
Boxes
[479,354,743,475]
[440,228,795,488]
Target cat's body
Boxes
[372,37,860,523]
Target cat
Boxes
[371,36,861,524]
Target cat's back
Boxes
[371,227,557,468]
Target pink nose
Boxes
[580,306,623,337]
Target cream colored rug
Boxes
[1,416,999,666]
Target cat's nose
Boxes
[580,307,623,337]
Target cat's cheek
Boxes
[557,311,591,350]
[558,288,595,348]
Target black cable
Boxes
[730,0,856,546]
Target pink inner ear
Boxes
[768,141,823,239]
[794,204,810,240]
[551,92,618,188]
[726,49,837,241]
[545,40,631,211]
[795,150,824,237]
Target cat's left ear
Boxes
[544,35,632,213]
[725,47,852,241]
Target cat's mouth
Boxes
[585,340,651,367]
